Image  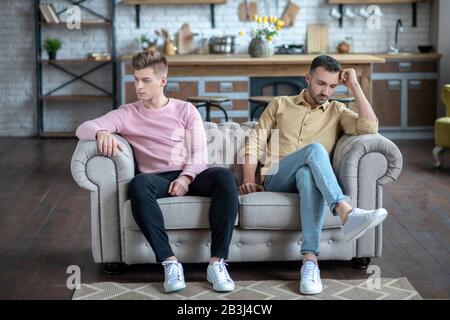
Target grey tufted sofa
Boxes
[71,121,403,272]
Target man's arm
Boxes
[239,99,278,194]
[76,107,126,157]
[170,104,208,197]
[339,69,379,135]
[341,68,378,122]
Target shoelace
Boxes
[213,259,232,283]
[163,261,183,282]
[302,264,319,283]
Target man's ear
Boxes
[160,76,168,87]
[305,73,311,85]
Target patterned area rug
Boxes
[72,278,421,300]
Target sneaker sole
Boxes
[300,286,323,295]
[345,209,388,243]
[207,273,235,292]
[164,282,186,293]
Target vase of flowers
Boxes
[248,15,284,58]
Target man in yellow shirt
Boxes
[239,55,388,295]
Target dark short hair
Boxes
[132,50,168,76]
[310,55,342,74]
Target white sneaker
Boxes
[300,261,323,295]
[207,259,235,292]
[162,260,186,293]
[342,208,388,242]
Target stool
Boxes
[330,94,356,108]
[249,96,274,120]
[187,96,229,122]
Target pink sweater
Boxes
[76,99,208,179]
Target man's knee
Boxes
[209,168,238,192]
[128,174,157,198]
[304,143,328,156]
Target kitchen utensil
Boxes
[281,0,301,27]
[238,1,257,21]
[209,36,236,54]
[307,23,328,54]
[418,45,433,53]
[177,23,196,55]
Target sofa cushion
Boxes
[239,192,342,230]
[123,197,239,231]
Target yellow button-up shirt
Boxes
[242,89,379,179]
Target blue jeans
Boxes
[263,143,349,257]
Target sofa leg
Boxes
[352,257,371,269]
[104,263,126,275]
[432,146,443,168]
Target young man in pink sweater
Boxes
[76,51,237,293]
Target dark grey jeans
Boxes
[128,167,238,262]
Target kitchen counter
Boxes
[121,53,385,101]
[121,53,385,65]
[373,52,441,61]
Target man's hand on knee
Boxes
[239,182,264,194]
[168,175,191,196]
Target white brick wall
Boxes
[0,0,432,136]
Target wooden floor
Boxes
[0,138,449,300]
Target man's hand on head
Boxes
[96,130,124,157]
[168,175,192,196]
[339,68,359,89]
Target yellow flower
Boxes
[267,35,273,41]
[253,14,259,22]
[262,16,268,23]
[239,31,245,36]
[258,17,263,24]
[277,20,285,27]
[276,26,281,31]
[269,16,276,23]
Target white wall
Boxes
[0,0,433,136]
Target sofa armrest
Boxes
[332,134,403,258]
[333,134,403,189]
[71,135,135,191]
[70,135,135,263]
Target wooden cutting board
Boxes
[238,1,257,22]
[307,23,329,54]
[281,1,301,27]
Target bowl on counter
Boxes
[418,45,433,53]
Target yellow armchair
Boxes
[433,85,450,167]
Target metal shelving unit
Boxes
[34,0,117,137]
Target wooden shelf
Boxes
[122,0,226,4]
[328,0,430,4]
[40,131,76,138]
[40,95,112,101]
[40,20,111,26]
[40,59,112,64]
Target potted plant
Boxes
[136,34,157,52]
[44,37,62,60]
[248,15,285,58]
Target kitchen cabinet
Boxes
[407,79,437,127]
[372,58,439,138]
[372,79,402,126]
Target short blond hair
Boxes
[132,50,168,77]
